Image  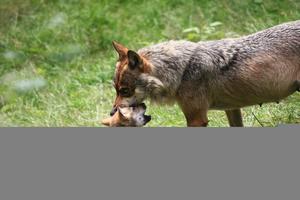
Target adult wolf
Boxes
[109,20,300,127]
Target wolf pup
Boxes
[109,20,300,127]
[102,103,151,127]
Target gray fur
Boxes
[137,20,300,111]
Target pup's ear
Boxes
[101,117,111,127]
[127,50,142,70]
[112,41,128,60]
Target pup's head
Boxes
[109,41,154,116]
[102,103,151,127]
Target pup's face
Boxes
[110,41,152,116]
[102,103,151,127]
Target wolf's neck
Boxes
[138,40,197,94]
[138,39,240,103]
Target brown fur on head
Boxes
[110,41,162,116]
[102,103,151,127]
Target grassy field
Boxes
[0,0,300,127]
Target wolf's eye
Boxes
[119,87,130,97]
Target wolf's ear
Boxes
[128,50,142,70]
[101,117,111,126]
[112,41,128,59]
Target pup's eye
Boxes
[119,88,130,97]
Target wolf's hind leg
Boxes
[296,80,300,92]
[225,109,244,127]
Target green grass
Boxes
[0,0,300,127]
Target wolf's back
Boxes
[239,20,300,54]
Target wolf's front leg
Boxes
[179,106,209,127]
[225,109,243,127]
[185,111,208,127]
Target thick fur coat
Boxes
[110,20,300,126]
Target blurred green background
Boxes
[0,0,299,127]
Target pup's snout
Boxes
[110,107,117,116]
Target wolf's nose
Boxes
[110,107,117,116]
